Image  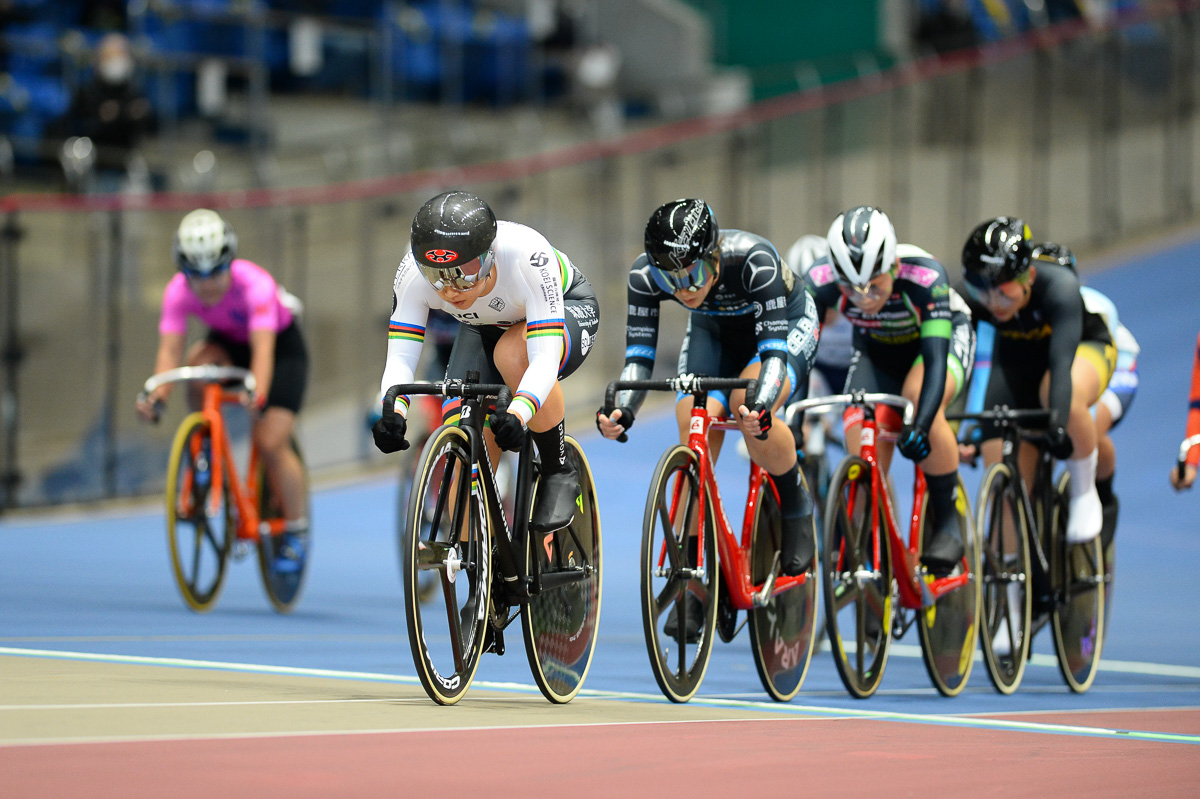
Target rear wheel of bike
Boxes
[166,413,232,612]
[403,425,492,705]
[916,475,981,697]
[256,437,310,613]
[641,445,719,703]
[748,470,818,702]
[522,436,603,703]
[1050,472,1104,693]
[975,463,1033,695]
[823,455,892,699]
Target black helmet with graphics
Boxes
[1031,241,1077,273]
[962,216,1033,287]
[644,198,720,292]
[410,191,498,290]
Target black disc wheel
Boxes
[166,413,232,613]
[1050,472,1105,693]
[975,463,1033,695]
[641,445,719,703]
[403,425,492,705]
[822,455,892,699]
[256,437,310,613]
[748,470,819,702]
[522,436,603,704]
[916,475,981,697]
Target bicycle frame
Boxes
[664,391,810,612]
[846,404,970,610]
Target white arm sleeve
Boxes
[378,257,433,417]
[508,248,567,425]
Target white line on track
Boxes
[2,646,1199,747]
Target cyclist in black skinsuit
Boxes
[957,217,1116,544]
[804,206,975,575]
[597,199,821,587]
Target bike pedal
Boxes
[485,625,505,655]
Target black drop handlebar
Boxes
[602,376,758,443]
[382,379,513,426]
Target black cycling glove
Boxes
[372,415,408,454]
[490,409,527,452]
[751,403,772,441]
[897,424,932,462]
[596,406,635,439]
[1045,425,1073,460]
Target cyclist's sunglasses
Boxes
[418,246,496,291]
[180,262,231,281]
[650,251,718,293]
[963,270,1030,309]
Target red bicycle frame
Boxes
[659,402,810,611]
[848,409,970,609]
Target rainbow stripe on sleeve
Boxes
[513,390,541,420]
[525,318,565,341]
[388,322,425,343]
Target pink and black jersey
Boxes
[159,259,293,344]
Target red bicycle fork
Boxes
[855,419,969,610]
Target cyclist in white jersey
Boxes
[372,191,600,531]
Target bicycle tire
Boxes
[975,463,1033,695]
[166,413,232,613]
[397,447,441,604]
[522,436,603,703]
[748,469,819,702]
[916,475,981,697]
[256,437,310,613]
[641,445,719,703]
[822,454,892,699]
[403,424,492,705]
[1050,472,1105,693]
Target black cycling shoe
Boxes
[530,464,580,533]
[780,514,815,576]
[1100,491,1119,549]
[662,593,705,644]
[920,515,964,577]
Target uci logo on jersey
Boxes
[425,249,459,263]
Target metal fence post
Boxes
[0,212,24,511]
[102,210,124,498]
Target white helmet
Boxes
[173,209,237,275]
[826,205,896,288]
[785,234,830,277]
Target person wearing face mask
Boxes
[55,32,156,178]
[805,205,976,577]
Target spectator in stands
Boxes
[52,32,155,189]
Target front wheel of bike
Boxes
[522,436,603,703]
[256,437,310,613]
[916,475,981,697]
[641,445,719,703]
[403,425,492,705]
[823,455,892,699]
[166,413,232,612]
[748,470,818,702]
[1050,472,1104,693]
[975,463,1033,695]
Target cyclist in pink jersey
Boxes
[135,209,310,570]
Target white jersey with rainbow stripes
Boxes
[380,220,576,425]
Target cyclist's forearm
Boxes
[152,334,185,398]
[915,334,949,431]
[614,361,652,412]
[511,346,562,424]
[249,329,275,404]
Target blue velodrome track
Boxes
[3,235,1199,716]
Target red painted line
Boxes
[4,714,1199,798]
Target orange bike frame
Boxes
[659,401,810,612]
[853,412,970,609]
[192,382,285,542]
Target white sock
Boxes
[1066,449,1098,497]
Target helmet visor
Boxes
[179,260,231,280]
[649,251,717,293]
[418,246,495,291]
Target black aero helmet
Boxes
[410,191,498,289]
[644,199,720,292]
[962,216,1033,286]
[1031,241,1077,272]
